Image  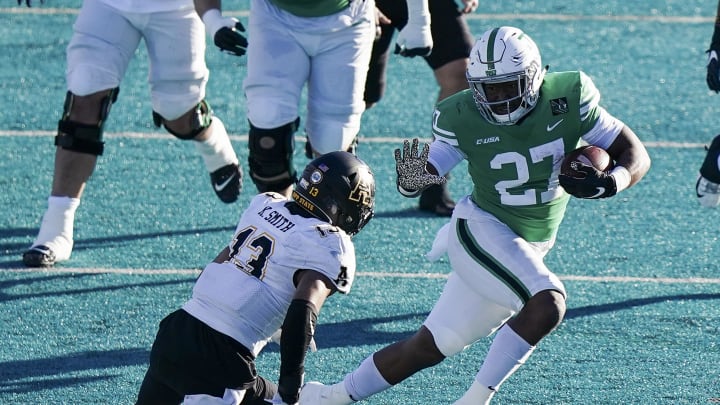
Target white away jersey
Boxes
[183,193,356,356]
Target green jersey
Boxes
[432,71,608,242]
[268,0,350,17]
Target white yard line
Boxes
[0,130,707,148]
[5,266,720,284]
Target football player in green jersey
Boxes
[299,26,651,405]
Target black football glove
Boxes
[18,0,43,6]
[558,162,617,199]
[214,22,247,57]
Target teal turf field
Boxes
[1,1,719,404]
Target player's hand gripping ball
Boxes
[560,145,614,176]
[559,145,617,199]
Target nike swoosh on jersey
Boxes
[589,187,605,198]
[546,119,564,131]
[213,172,238,192]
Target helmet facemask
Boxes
[466,27,546,125]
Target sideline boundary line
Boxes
[4,266,720,284]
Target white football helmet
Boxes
[466,26,546,125]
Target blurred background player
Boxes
[300,26,651,404]
[196,0,432,199]
[364,0,477,216]
[136,151,375,405]
[21,0,247,267]
[698,0,720,207]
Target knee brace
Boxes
[248,118,300,193]
[55,88,119,156]
[153,99,212,140]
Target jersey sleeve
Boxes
[578,71,602,124]
[577,71,624,149]
[281,224,356,294]
[429,95,468,175]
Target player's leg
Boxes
[446,198,567,404]
[139,309,274,404]
[145,8,241,204]
[363,0,400,110]
[136,368,184,404]
[418,0,475,216]
[243,0,309,197]
[23,1,138,267]
[696,134,720,207]
[303,0,375,159]
[299,270,515,405]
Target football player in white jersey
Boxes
[698,0,720,207]
[136,151,375,405]
[21,0,248,268]
[300,26,651,404]
[195,0,431,198]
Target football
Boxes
[560,145,614,176]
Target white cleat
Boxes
[299,382,356,405]
[696,175,720,207]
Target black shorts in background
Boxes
[364,0,475,104]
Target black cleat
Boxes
[419,183,455,217]
[23,245,56,268]
[211,163,242,203]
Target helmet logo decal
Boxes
[310,170,323,184]
[484,28,504,77]
[349,181,373,207]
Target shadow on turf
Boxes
[2,292,719,394]
[0,226,235,268]
[0,348,148,394]
[565,293,720,319]
[0,274,193,303]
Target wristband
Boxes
[397,185,421,198]
[201,9,226,38]
[610,166,631,193]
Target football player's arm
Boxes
[560,125,651,199]
[276,269,336,404]
[605,125,651,189]
[194,0,248,57]
[707,0,720,92]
